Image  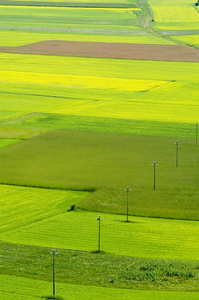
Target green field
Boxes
[1,207,199,260]
[0,130,199,220]
[0,5,139,31]
[148,0,199,47]
[1,274,199,300]
[0,0,199,298]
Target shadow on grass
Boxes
[41,296,64,300]
[114,219,139,224]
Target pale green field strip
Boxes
[1,209,199,260]
[0,31,175,47]
[1,275,198,300]
[0,54,198,128]
[0,6,139,31]
[0,184,88,232]
[0,130,199,220]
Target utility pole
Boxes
[96,215,103,252]
[196,122,198,147]
[50,249,58,297]
[125,186,131,222]
[152,161,158,190]
[175,140,180,167]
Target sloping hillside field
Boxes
[0,0,199,299]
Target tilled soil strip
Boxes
[0,1,136,8]
[0,40,199,62]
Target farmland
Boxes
[0,0,199,299]
[148,0,199,47]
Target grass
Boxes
[2,113,197,138]
[1,209,199,260]
[0,184,88,232]
[0,138,20,147]
[1,274,199,300]
[1,242,199,292]
[0,130,199,220]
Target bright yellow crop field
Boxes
[151,6,199,30]
[172,35,199,48]
[0,53,198,132]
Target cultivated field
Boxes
[149,0,199,47]
[0,0,199,299]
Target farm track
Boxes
[0,40,199,62]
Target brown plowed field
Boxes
[1,40,199,62]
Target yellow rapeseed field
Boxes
[0,70,167,92]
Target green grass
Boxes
[0,184,88,232]
[1,274,199,299]
[2,113,197,138]
[1,242,199,292]
[0,138,20,147]
[0,130,199,220]
[1,209,199,260]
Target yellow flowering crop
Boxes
[0,70,167,92]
